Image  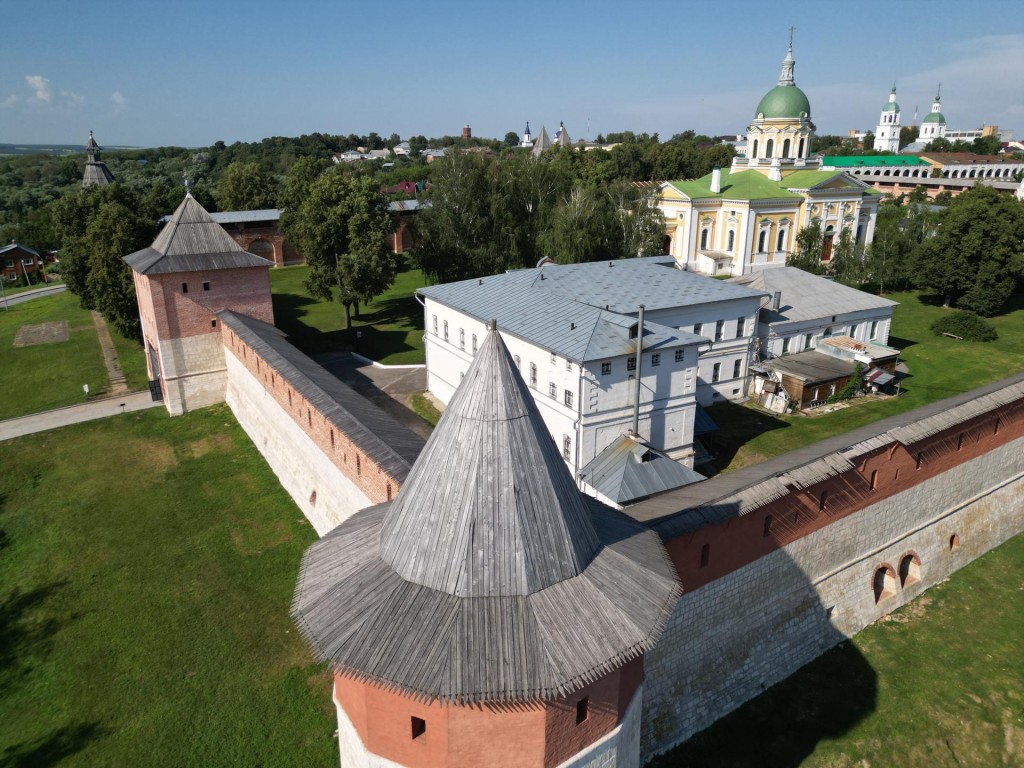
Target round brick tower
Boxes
[293,322,680,768]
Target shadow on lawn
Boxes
[700,401,789,476]
[0,581,69,695]
[0,721,105,768]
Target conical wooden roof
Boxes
[292,324,681,703]
[124,194,272,275]
[379,322,601,596]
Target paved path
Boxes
[0,283,66,309]
[92,311,130,396]
[0,392,161,442]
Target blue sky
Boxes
[2,0,1022,148]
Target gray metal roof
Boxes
[0,242,40,258]
[418,259,755,362]
[292,325,680,703]
[580,435,705,506]
[217,311,425,477]
[729,267,897,326]
[626,370,1024,537]
[125,195,273,275]
[208,209,282,224]
[767,349,856,383]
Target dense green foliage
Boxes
[215,161,279,210]
[930,311,998,342]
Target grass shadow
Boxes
[0,721,104,768]
[0,581,69,695]
[700,401,790,476]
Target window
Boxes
[432,315,438,335]
[777,229,786,252]
[782,337,791,355]
[550,352,557,364]
[700,228,709,250]
[899,554,921,587]
[819,491,828,512]
[563,435,572,460]
[757,229,767,253]
[949,534,960,551]
[459,328,465,350]
[514,354,521,371]
[712,363,721,382]
[736,317,745,338]
[699,543,710,568]
[798,138,805,156]
[549,382,557,399]
[202,281,210,291]
[763,515,773,537]
[804,333,813,350]
[529,363,537,387]
[443,320,449,341]
[181,282,189,293]
[601,361,611,375]
[694,322,703,336]
[873,565,896,603]
[869,469,878,490]
[733,359,741,378]
[651,353,661,367]
[766,138,774,157]
[411,717,426,739]
[576,697,589,725]
[674,349,684,363]
[564,389,573,407]
[210,319,217,328]
[471,334,477,355]
[870,321,879,340]
[782,138,791,157]
[850,323,858,338]
[727,230,735,251]
[715,320,724,342]
[957,433,964,451]
[566,359,572,372]
[627,356,636,371]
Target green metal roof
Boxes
[781,170,854,189]
[667,169,803,201]
[923,112,946,124]
[755,84,811,119]
[821,155,931,167]
[881,102,900,112]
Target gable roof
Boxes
[292,325,681,703]
[728,267,896,325]
[124,194,272,275]
[580,435,705,506]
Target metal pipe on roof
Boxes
[632,304,645,435]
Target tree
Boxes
[787,222,825,274]
[216,161,279,211]
[503,131,520,148]
[279,156,331,235]
[862,132,875,151]
[899,125,919,148]
[915,185,1024,315]
[608,182,666,258]
[287,167,396,328]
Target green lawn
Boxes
[0,406,335,767]
[652,530,1024,768]
[706,291,1024,473]
[0,292,149,420]
[270,261,427,365]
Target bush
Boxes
[931,311,998,342]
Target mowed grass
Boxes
[653,530,1024,767]
[270,261,426,365]
[707,291,1024,473]
[0,292,108,420]
[0,406,335,767]
[0,292,149,420]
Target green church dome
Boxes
[755,84,811,119]
[923,111,946,124]
[882,101,900,112]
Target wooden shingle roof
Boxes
[292,324,680,703]
[124,194,272,275]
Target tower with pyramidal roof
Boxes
[124,194,274,415]
[82,131,115,187]
[292,321,681,768]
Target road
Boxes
[0,283,67,309]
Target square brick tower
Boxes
[125,194,274,416]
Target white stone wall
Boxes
[640,435,1024,760]
[156,334,227,416]
[224,353,372,535]
[557,684,643,768]
[762,310,894,359]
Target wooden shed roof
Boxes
[124,194,272,275]
[292,324,680,703]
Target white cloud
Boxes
[1,95,17,109]
[111,91,127,112]
[25,74,52,103]
[61,90,85,107]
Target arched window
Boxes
[776,229,786,252]
[758,229,768,253]
[727,230,735,251]
[873,565,896,603]
[752,139,759,157]
[782,138,791,157]
[700,228,709,250]
[766,139,774,157]
[798,138,805,157]
[899,553,921,587]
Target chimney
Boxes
[710,167,722,194]
[772,291,781,311]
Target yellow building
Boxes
[658,39,881,276]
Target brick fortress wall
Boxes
[640,393,1024,759]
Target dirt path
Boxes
[91,312,130,397]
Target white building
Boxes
[919,88,947,143]
[873,87,901,153]
[418,258,767,478]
